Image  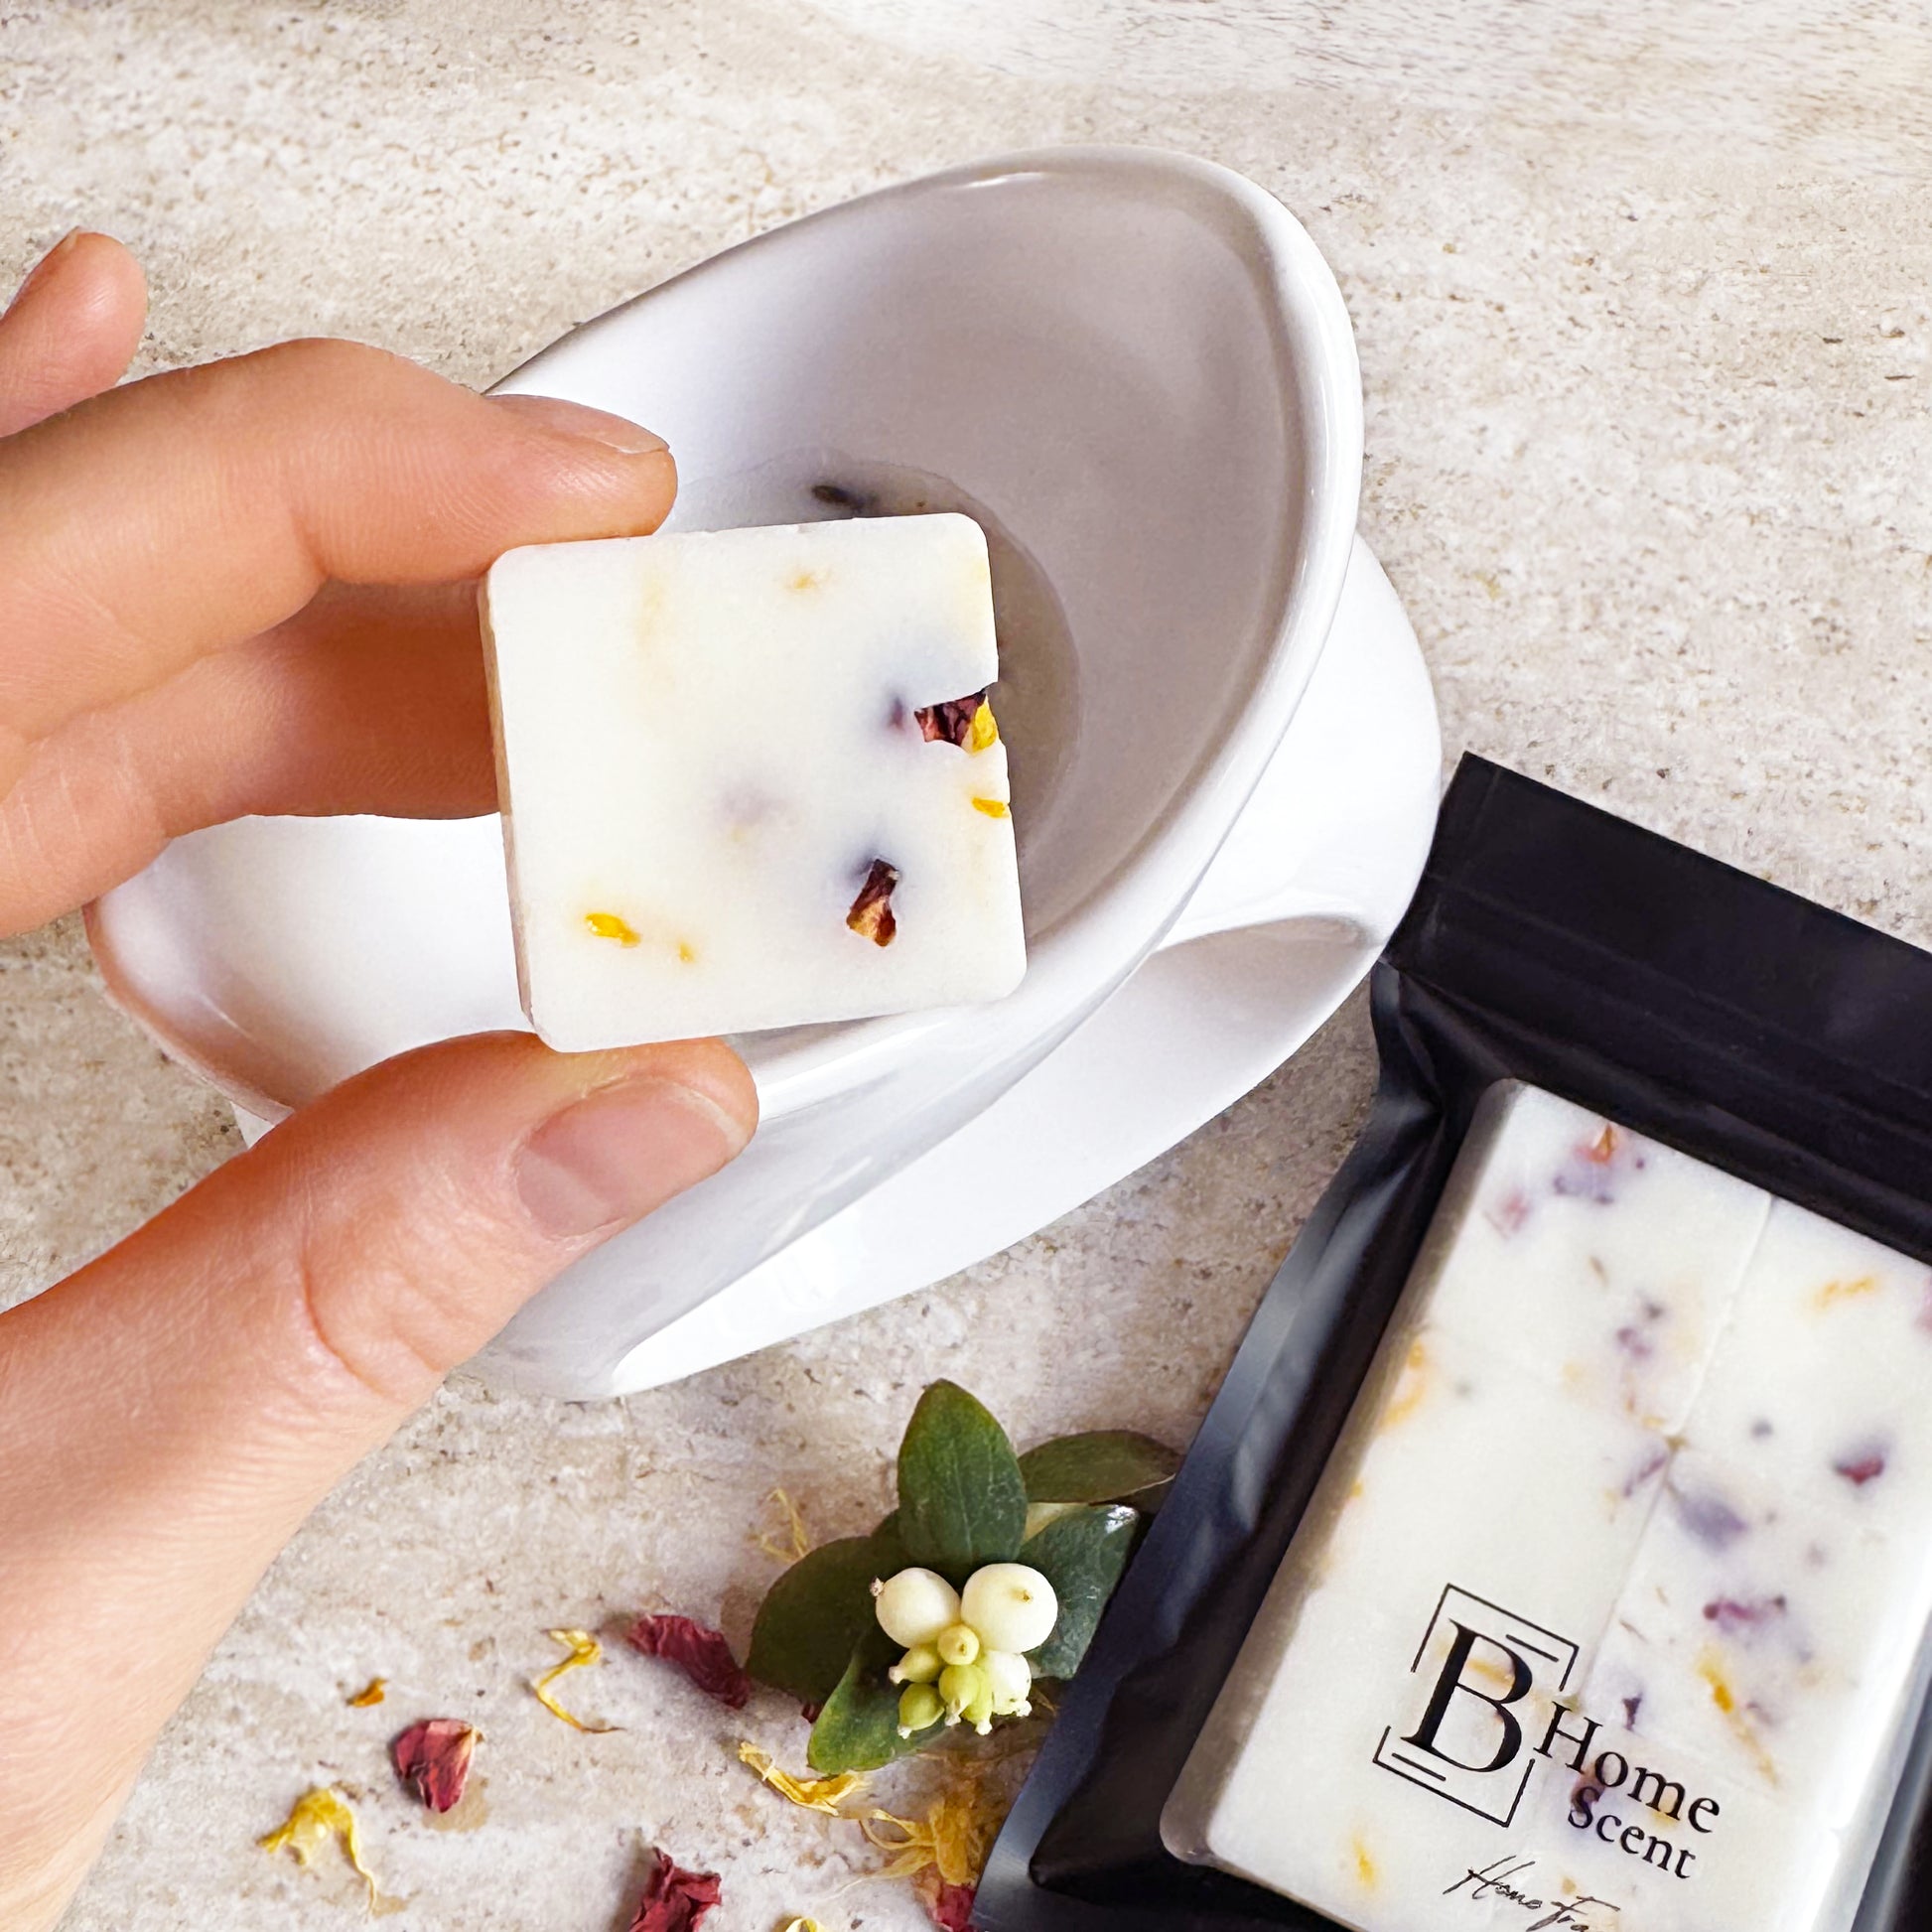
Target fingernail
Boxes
[5,228,79,317]
[516,1077,749,1238]
[490,391,669,456]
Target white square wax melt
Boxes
[483,514,1026,1049]
[1303,1322,1669,1638]
[1686,1200,1932,1536]
[1420,1085,1768,1432]
[1587,1449,1925,1822]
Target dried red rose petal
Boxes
[1484,1187,1532,1236]
[1703,1594,1789,1635]
[914,691,988,749]
[926,1879,977,1931]
[1670,1484,1748,1551]
[391,1719,478,1814]
[1612,1322,1655,1361]
[626,1614,753,1710]
[1837,1448,1888,1487]
[1619,1445,1670,1500]
[628,1849,722,1932]
[847,860,899,946]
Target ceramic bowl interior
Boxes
[496,152,1327,1081]
[90,151,1351,1122]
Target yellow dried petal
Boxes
[259,1787,380,1906]
[1699,1650,1778,1784]
[531,1627,620,1733]
[781,1920,826,1932]
[1376,1337,1431,1433]
[1815,1274,1879,1311]
[738,1740,870,1815]
[1352,1835,1378,1890]
[755,1487,813,1565]
[861,1774,1007,1889]
[345,1677,387,1708]
[585,910,641,946]
[970,797,1010,819]
[968,702,999,753]
[861,1813,933,1882]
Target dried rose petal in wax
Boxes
[914,691,989,749]
[627,1614,753,1709]
[847,860,899,947]
[392,1718,480,1813]
[1703,1594,1790,1636]
[1837,1445,1889,1487]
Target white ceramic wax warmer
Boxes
[89,150,1441,1398]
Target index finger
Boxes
[0,338,675,766]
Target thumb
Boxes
[0,1030,754,1929]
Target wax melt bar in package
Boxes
[978,758,1932,1932]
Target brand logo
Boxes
[1373,1585,1579,1826]
[1373,1583,1723,1885]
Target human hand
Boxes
[0,232,758,1930]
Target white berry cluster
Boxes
[872,1563,1058,1737]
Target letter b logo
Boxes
[1402,1621,1532,1773]
[1373,1586,1579,1827]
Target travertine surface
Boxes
[0,2,1927,1926]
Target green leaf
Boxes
[1023,1500,1081,1541]
[1018,1431,1181,1513]
[1021,1503,1140,1679]
[747,1521,905,1705]
[805,1627,938,1774]
[896,1381,1029,1576]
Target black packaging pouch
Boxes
[977,754,1932,1932]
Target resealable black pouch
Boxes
[976,753,1932,1932]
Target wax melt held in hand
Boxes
[483,514,1026,1050]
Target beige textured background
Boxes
[2,2,1928,1926]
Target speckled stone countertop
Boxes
[2,3,1928,1926]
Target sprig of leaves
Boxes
[1018,1505,1138,1679]
[747,1526,904,1708]
[897,1382,1031,1573]
[746,1381,1173,1772]
[1017,1431,1180,1514]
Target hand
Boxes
[0,232,759,1930]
